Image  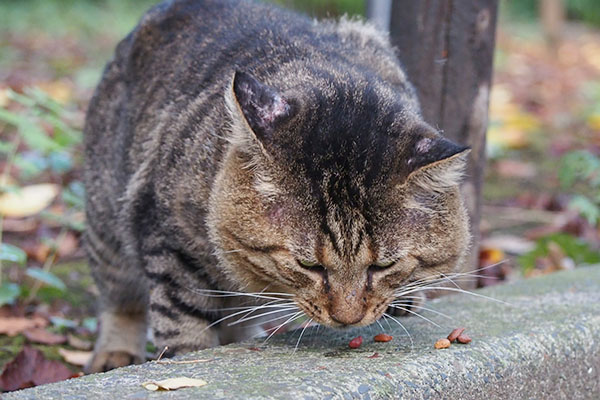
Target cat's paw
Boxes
[386,292,426,317]
[84,350,144,373]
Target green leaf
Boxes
[50,316,77,329]
[569,195,600,225]
[519,233,600,272]
[62,181,85,210]
[82,317,97,333]
[0,108,23,126]
[0,283,21,306]
[26,267,66,291]
[0,243,27,264]
[19,119,62,153]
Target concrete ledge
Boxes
[8,267,600,399]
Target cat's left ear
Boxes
[226,71,295,154]
[404,134,470,192]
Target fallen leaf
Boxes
[1,217,38,232]
[495,159,537,179]
[0,184,60,218]
[57,232,79,258]
[58,348,93,367]
[23,328,67,345]
[0,316,48,336]
[142,377,207,391]
[37,80,73,104]
[481,235,535,255]
[0,346,73,391]
[67,334,92,351]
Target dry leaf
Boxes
[0,316,48,336]
[0,346,73,391]
[37,80,73,104]
[58,348,93,367]
[57,232,79,258]
[1,217,38,233]
[0,184,60,218]
[142,377,207,391]
[23,328,66,345]
[67,334,92,351]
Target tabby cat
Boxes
[84,0,470,373]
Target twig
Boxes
[26,227,67,303]
[155,359,212,365]
[156,346,169,362]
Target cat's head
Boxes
[208,71,470,327]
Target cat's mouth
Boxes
[294,297,390,329]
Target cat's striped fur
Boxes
[84,0,470,372]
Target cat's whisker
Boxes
[197,301,296,334]
[192,289,295,297]
[228,306,299,326]
[375,319,385,332]
[262,311,305,345]
[383,315,393,331]
[211,302,297,312]
[382,313,414,349]
[399,260,508,290]
[387,305,442,328]
[216,248,244,255]
[396,285,512,306]
[247,310,305,330]
[293,318,314,352]
[209,298,296,312]
[388,302,453,321]
[399,272,488,291]
[190,290,294,301]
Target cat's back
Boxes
[84,0,409,245]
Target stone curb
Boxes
[8,266,600,399]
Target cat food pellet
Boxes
[447,328,465,342]
[349,336,363,349]
[434,338,451,349]
[457,334,472,344]
[374,333,393,342]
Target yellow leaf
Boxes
[0,184,59,218]
[0,87,9,107]
[58,348,93,366]
[587,114,600,131]
[37,80,73,104]
[142,377,208,391]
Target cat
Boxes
[83,0,470,373]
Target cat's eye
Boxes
[297,259,320,268]
[373,260,396,269]
[296,259,326,276]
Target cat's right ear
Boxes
[226,71,295,156]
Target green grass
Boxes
[0,0,157,38]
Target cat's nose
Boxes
[328,288,367,326]
[330,310,365,326]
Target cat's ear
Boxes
[404,135,470,192]
[226,71,295,154]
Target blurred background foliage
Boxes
[0,0,599,379]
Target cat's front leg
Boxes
[144,250,224,357]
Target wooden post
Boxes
[389,1,498,286]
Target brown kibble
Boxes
[457,334,472,344]
[447,327,465,342]
[349,336,363,349]
[434,338,451,349]
[374,333,393,342]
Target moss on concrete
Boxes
[7,266,600,399]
